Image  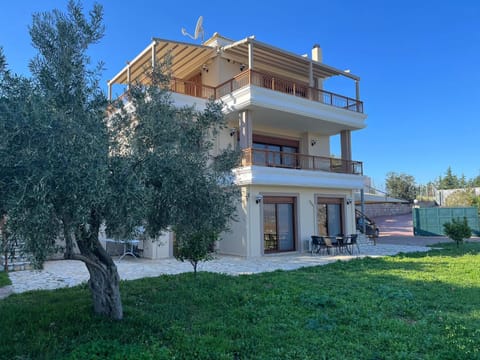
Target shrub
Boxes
[443,217,472,247]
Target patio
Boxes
[7,242,432,294]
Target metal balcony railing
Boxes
[241,148,363,175]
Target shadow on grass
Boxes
[0,244,479,359]
[412,241,480,258]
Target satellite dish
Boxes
[181,16,205,42]
[194,16,204,41]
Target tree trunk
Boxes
[83,252,123,320]
[64,223,74,260]
[1,215,8,272]
[74,210,123,320]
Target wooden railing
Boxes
[170,78,216,99]
[168,70,364,113]
[242,148,363,175]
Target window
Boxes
[252,135,299,168]
[317,197,344,236]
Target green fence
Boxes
[413,207,480,236]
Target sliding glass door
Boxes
[317,197,344,236]
[263,197,296,253]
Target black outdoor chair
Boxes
[311,236,330,256]
[322,236,335,255]
[335,234,348,254]
[349,234,360,254]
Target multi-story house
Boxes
[107,32,367,258]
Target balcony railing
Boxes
[170,78,216,99]
[242,148,363,175]
[169,69,363,113]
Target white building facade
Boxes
[108,33,368,258]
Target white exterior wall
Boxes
[202,57,242,88]
[142,232,172,259]
[218,188,248,256]
[141,62,364,260]
[218,184,356,258]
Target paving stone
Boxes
[7,244,431,294]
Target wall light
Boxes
[255,194,263,204]
[311,139,317,146]
[202,64,209,72]
[240,64,246,71]
[229,128,237,137]
[346,198,353,205]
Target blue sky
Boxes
[1,0,479,189]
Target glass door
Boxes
[263,197,296,253]
[317,198,344,236]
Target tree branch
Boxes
[71,254,107,275]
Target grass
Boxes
[0,271,11,287]
[0,242,479,359]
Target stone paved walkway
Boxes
[5,242,432,296]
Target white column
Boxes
[248,42,254,69]
[309,61,314,100]
[151,42,156,68]
[309,61,314,87]
[239,110,252,150]
[127,62,131,90]
[340,130,352,161]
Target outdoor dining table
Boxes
[324,235,354,255]
[311,235,359,256]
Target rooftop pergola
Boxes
[107,35,361,101]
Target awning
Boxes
[108,38,216,85]
[107,35,360,90]
[222,38,359,83]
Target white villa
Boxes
[107,32,368,259]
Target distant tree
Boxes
[437,166,461,190]
[385,172,417,202]
[0,2,134,320]
[443,217,472,247]
[470,174,480,188]
[112,65,240,274]
[472,195,480,213]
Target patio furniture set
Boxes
[311,234,359,256]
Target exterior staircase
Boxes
[357,232,375,246]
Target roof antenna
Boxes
[181,16,204,42]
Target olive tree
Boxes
[112,65,240,274]
[0,2,132,320]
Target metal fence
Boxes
[413,207,480,236]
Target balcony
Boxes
[241,148,363,175]
[170,69,363,113]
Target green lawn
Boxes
[0,243,479,359]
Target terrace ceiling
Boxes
[108,36,360,87]
[108,39,216,85]
[221,38,357,83]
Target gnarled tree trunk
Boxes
[63,219,74,260]
[74,210,123,320]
